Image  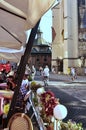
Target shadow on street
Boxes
[46,86,86,129]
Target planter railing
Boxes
[24,90,45,130]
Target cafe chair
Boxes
[7,113,33,130]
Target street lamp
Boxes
[53,104,68,130]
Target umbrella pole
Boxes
[6,20,40,127]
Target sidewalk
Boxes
[35,72,86,87]
[49,72,86,84]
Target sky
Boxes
[26,1,58,43]
[39,9,52,43]
[26,9,52,43]
[39,0,58,43]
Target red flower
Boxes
[40,90,59,116]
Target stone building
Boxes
[29,28,51,70]
[52,0,86,75]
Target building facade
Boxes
[52,0,86,75]
[29,28,51,70]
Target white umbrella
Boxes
[0,0,55,62]
[0,0,55,47]
[0,0,55,30]
[0,9,27,49]
[0,46,24,62]
[0,52,23,62]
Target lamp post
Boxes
[53,104,68,130]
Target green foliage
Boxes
[30,81,43,92]
[28,75,32,81]
[60,120,84,130]
[33,97,38,106]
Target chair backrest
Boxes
[7,113,33,130]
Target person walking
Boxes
[25,64,31,76]
[31,65,36,80]
[70,67,77,81]
[39,66,43,75]
[42,65,50,86]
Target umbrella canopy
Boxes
[0,0,55,62]
[0,53,23,62]
[0,5,27,49]
[0,46,24,62]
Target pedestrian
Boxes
[31,65,36,80]
[25,64,31,76]
[52,66,56,73]
[70,67,77,80]
[42,65,50,86]
[39,66,43,75]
